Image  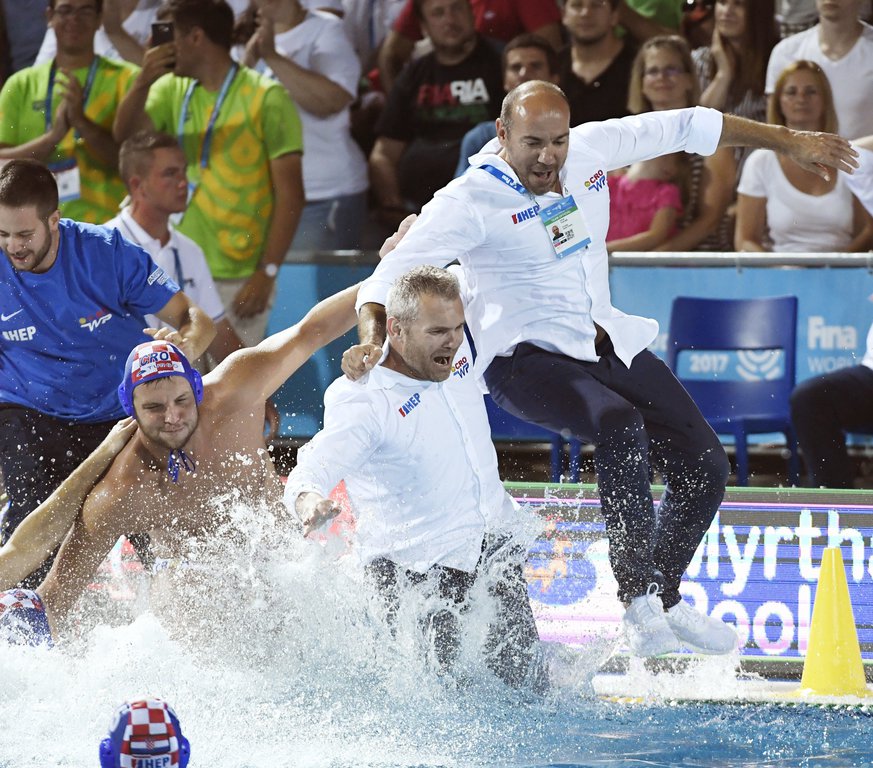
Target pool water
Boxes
[0,506,869,768]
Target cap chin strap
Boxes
[167,448,195,483]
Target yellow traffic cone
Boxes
[795,546,871,698]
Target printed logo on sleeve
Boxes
[451,356,470,378]
[147,267,170,286]
[584,170,606,192]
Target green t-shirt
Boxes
[146,66,303,279]
[627,0,683,29]
[0,57,138,223]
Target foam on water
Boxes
[0,501,869,768]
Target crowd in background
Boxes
[3,0,873,276]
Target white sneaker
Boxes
[622,585,680,657]
[665,599,738,655]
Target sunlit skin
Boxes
[0,206,61,274]
[640,48,695,111]
[503,47,558,90]
[384,294,465,382]
[778,70,826,132]
[713,0,746,43]
[497,89,570,196]
[132,376,200,453]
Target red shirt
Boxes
[393,0,561,43]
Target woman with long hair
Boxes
[626,34,736,252]
[735,60,873,252]
[693,0,777,122]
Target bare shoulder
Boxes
[80,442,148,535]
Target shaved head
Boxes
[499,81,569,133]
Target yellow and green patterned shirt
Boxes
[146,66,303,279]
[0,56,139,223]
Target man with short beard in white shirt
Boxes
[284,264,547,690]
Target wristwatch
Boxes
[261,262,279,278]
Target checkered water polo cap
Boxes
[99,699,190,768]
[117,341,203,417]
[0,588,53,647]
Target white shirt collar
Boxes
[118,207,177,253]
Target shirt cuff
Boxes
[355,277,394,313]
[685,105,724,157]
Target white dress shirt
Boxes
[105,208,226,328]
[284,337,539,573]
[356,106,723,380]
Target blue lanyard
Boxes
[178,63,239,170]
[478,164,530,197]
[171,246,185,289]
[45,57,100,136]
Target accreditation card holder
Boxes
[539,195,591,259]
[48,157,81,203]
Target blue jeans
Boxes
[291,192,368,251]
[484,339,729,607]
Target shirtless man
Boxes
[0,283,358,640]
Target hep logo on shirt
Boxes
[398,393,421,417]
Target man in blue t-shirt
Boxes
[0,159,214,580]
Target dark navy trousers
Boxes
[484,339,729,608]
[789,364,873,488]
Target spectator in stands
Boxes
[605,154,683,251]
[0,0,138,224]
[735,61,873,252]
[559,0,637,126]
[776,0,819,37]
[106,131,243,362]
[627,35,736,251]
[113,0,305,346]
[694,1,777,125]
[343,0,407,71]
[790,134,873,488]
[455,33,559,178]
[369,0,503,227]
[0,0,48,79]
[0,158,214,580]
[377,0,562,94]
[35,0,159,66]
[244,0,369,251]
[766,0,873,139]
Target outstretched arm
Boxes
[0,419,136,590]
[211,283,360,410]
[719,114,859,180]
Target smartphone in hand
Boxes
[151,22,174,46]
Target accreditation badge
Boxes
[48,158,81,203]
[539,195,591,259]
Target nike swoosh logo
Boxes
[1,309,23,322]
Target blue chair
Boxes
[666,296,800,486]
[484,395,579,483]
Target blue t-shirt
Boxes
[0,219,180,421]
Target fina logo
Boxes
[736,350,782,381]
[79,308,113,332]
